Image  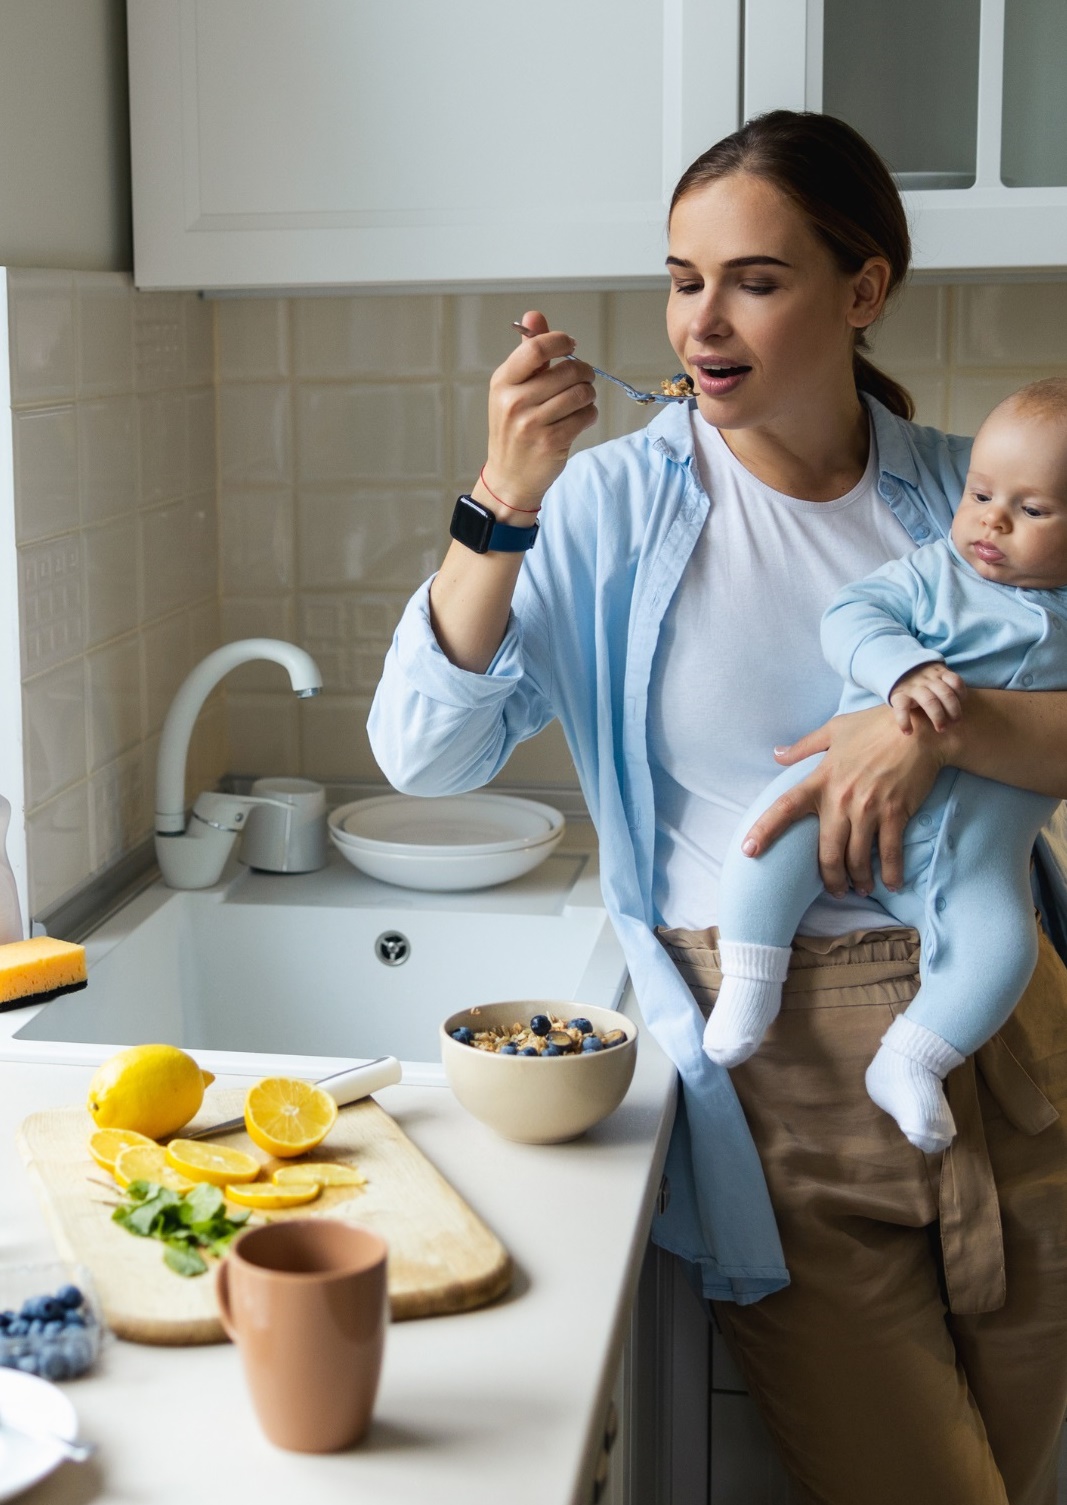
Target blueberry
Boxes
[580,1035,603,1052]
[499,1043,518,1055]
[451,1026,475,1045]
[542,1043,562,1056]
[39,1298,64,1322]
[529,1014,551,1036]
[19,1298,41,1320]
[519,1046,539,1056]
[7,1319,29,1338]
[43,1320,64,1338]
[55,1284,83,1309]
[63,1310,87,1328]
[61,1334,94,1374]
[37,1345,70,1381]
[567,1017,593,1034]
[15,1356,38,1374]
[28,1319,45,1337]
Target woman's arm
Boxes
[741,690,1067,897]
[429,310,596,673]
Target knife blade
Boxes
[186,1056,403,1140]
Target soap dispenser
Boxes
[0,795,22,944]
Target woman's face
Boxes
[666,173,880,433]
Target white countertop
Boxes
[0,832,677,1505]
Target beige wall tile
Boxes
[225,693,299,777]
[140,500,202,619]
[607,290,674,370]
[300,695,379,781]
[297,489,445,590]
[947,369,1065,436]
[220,597,297,690]
[867,284,949,371]
[955,283,1067,367]
[184,296,215,388]
[89,747,148,870]
[187,389,217,493]
[12,405,78,543]
[75,273,133,397]
[84,518,139,647]
[220,487,294,594]
[296,384,444,483]
[488,721,578,790]
[18,535,84,677]
[293,295,445,379]
[133,293,186,392]
[219,383,292,485]
[86,637,142,771]
[22,660,87,808]
[78,397,138,523]
[139,391,188,505]
[26,784,91,913]
[217,299,290,381]
[143,612,194,735]
[453,292,604,376]
[7,270,75,405]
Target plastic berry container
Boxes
[0,1259,107,1380]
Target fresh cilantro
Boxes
[111,1180,251,1277]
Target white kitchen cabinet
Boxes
[744,0,1067,273]
[127,0,741,291]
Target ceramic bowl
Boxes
[440,1002,637,1144]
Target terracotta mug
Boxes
[217,1219,388,1452]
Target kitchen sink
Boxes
[1,838,628,1085]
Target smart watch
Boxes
[449,494,539,554]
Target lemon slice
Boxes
[88,1126,156,1173]
[272,1162,367,1188]
[243,1078,338,1158]
[165,1139,261,1186]
[224,1181,322,1209]
[113,1142,194,1192]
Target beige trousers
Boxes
[657,922,1067,1505]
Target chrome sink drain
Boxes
[374,931,410,966]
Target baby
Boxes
[706,377,1067,1153]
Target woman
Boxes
[369,112,1067,1503]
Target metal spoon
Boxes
[511,322,692,405]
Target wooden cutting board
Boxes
[17,1089,511,1345]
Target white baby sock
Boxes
[703,940,792,1067]
[864,1014,965,1154]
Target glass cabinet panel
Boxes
[822,0,980,188]
[1002,0,1067,187]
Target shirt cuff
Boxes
[849,637,946,704]
[393,577,526,710]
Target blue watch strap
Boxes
[487,518,538,552]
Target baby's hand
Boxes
[888,663,967,734]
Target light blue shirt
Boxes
[367,395,1067,1304]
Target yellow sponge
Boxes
[0,937,87,1010]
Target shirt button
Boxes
[935,896,947,912]
[915,526,929,540]
[1022,673,1035,686]
[1052,619,1062,631]
[919,814,932,826]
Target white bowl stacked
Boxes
[327,793,566,891]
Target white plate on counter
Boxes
[328,794,566,890]
[0,1370,80,1501]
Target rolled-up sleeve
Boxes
[367,574,556,795]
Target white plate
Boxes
[329,794,565,856]
[328,825,565,890]
[0,1370,79,1502]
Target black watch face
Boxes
[450,496,494,554]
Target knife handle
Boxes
[318,1057,403,1105]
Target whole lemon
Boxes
[86,1044,215,1139]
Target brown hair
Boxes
[670,111,914,420]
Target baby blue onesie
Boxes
[717,538,1067,1058]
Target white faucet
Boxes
[155,639,322,890]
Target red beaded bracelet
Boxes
[479,466,542,516]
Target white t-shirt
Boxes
[648,412,917,934]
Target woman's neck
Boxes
[717,394,871,503]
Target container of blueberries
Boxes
[0,1260,106,1380]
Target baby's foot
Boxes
[702,941,791,1067]
[864,1016,965,1153]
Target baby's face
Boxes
[951,404,1067,589]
